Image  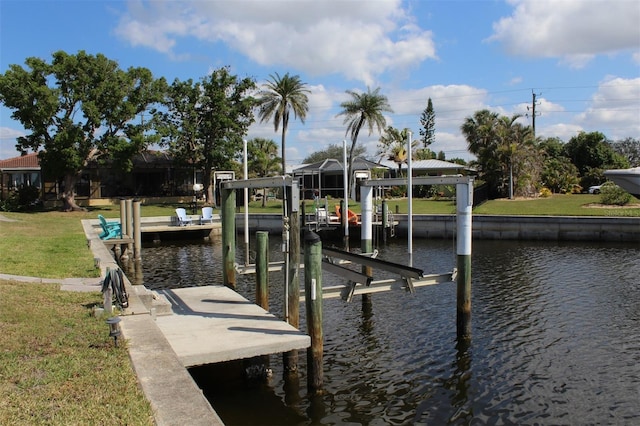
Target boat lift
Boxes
[318,247,455,302]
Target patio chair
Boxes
[98,214,122,240]
[175,208,193,226]
[200,206,214,224]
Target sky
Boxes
[1,0,639,165]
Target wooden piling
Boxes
[126,198,133,247]
[382,200,389,244]
[221,187,236,289]
[456,182,473,340]
[133,200,142,261]
[304,230,323,394]
[284,185,301,375]
[255,231,269,310]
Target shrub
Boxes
[599,182,632,206]
[0,186,41,212]
[539,187,552,198]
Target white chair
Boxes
[175,208,193,226]
[200,206,214,224]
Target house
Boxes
[292,157,388,200]
[377,158,470,177]
[0,153,42,201]
[0,151,204,206]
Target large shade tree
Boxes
[0,50,165,210]
[564,131,630,188]
[256,72,309,175]
[157,68,256,203]
[337,86,393,194]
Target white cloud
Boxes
[115,0,437,85]
[0,127,25,159]
[488,0,640,65]
[576,76,640,139]
[538,123,584,141]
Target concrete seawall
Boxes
[238,214,640,242]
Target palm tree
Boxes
[256,72,310,175]
[461,109,502,196]
[337,87,393,193]
[247,138,281,206]
[377,126,416,177]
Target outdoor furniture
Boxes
[98,214,122,240]
[200,206,214,224]
[175,208,193,226]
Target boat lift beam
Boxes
[300,273,454,302]
[322,247,423,279]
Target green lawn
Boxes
[0,280,153,425]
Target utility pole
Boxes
[527,90,541,137]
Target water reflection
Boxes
[137,236,640,425]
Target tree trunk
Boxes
[62,173,86,212]
[203,167,213,204]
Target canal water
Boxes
[139,236,640,425]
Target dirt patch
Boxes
[0,214,18,222]
[583,203,640,209]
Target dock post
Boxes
[133,200,142,261]
[119,199,127,259]
[456,179,473,340]
[301,200,306,228]
[360,186,374,305]
[361,184,374,273]
[255,231,269,310]
[284,183,301,375]
[304,230,323,394]
[119,199,126,231]
[221,186,236,289]
[126,198,134,258]
[382,199,389,244]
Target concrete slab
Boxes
[120,314,223,426]
[155,285,311,367]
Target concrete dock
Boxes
[155,285,310,367]
[79,217,311,425]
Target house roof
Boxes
[293,157,388,174]
[0,152,40,171]
[378,159,467,171]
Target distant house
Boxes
[0,151,205,206]
[291,157,472,200]
[292,157,388,200]
[377,159,470,177]
[0,153,42,201]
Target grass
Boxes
[0,280,153,425]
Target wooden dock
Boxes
[153,285,310,367]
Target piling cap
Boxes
[304,229,321,244]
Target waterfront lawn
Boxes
[475,194,640,216]
[0,280,153,425]
[0,211,100,278]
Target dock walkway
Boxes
[154,285,310,367]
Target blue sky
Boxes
[1,0,639,164]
